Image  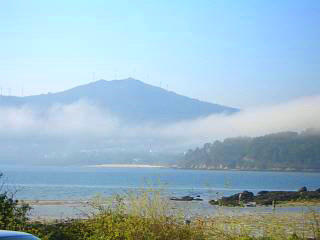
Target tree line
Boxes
[180,130,320,170]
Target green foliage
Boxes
[181,130,320,170]
[0,173,31,230]
[0,193,31,229]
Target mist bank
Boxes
[0,95,319,165]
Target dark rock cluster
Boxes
[170,195,203,202]
[209,187,320,206]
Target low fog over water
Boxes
[0,93,319,165]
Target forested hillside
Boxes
[180,130,320,171]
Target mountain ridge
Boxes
[0,78,239,124]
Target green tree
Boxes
[0,173,32,230]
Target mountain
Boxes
[0,78,238,124]
[179,130,320,171]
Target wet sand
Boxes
[22,199,87,206]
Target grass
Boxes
[277,199,320,207]
[26,189,206,240]
[203,210,320,239]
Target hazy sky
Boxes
[1,0,319,108]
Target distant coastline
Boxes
[173,166,320,173]
[84,164,165,168]
[84,164,320,172]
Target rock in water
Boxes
[257,191,269,195]
[298,186,307,192]
[170,195,203,202]
[240,191,254,201]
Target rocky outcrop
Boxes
[209,191,254,206]
[209,188,320,206]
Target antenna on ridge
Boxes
[21,88,24,97]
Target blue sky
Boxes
[1,0,319,108]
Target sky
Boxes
[1,0,319,108]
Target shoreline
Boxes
[172,166,320,173]
[21,200,87,206]
[26,199,320,222]
[84,164,320,173]
[83,164,166,168]
[21,199,320,207]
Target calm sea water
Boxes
[1,165,320,201]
